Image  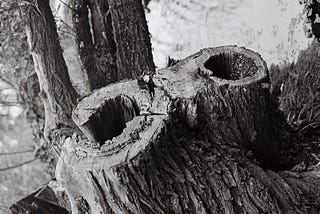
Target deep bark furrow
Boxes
[87,171,110,213]
[244,162,295,212]
[118,169,147,214]
[173,147,209,213]
[124,164,164,214]
[102,170,132,214]
[120,169,148,214]
[130,159,151,197]
[126,162,151,199]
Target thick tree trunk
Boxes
[73,0,118,90]
[72,0,155,90]
[22,0,79,147]
[56,46,320,213]
[108,0,155,79]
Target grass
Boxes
[270,39,320,138]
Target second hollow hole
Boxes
[204,51,258,80]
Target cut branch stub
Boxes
[197,46,268,85]
[73,80,170,144]
[194,46,297,170]
[57,46,308,214]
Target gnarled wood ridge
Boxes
[56,46,320,213]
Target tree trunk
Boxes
[73,0,117,90]
[22,0,79,148]
[72,0,155,90]
[56,46,320,214]
[108,0,155,79]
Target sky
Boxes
[147,0,312,68]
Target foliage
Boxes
[0,1,34,94]
[0,1,51,210]
[0,116,52,212]
[0,1,48,163]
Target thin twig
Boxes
[0,149,33,156]
[0,206,10,214]
[0,6,20,13]
[0,75,16,89]
[0,158,38,172]
[0,101,24,106]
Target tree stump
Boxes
[56,46,320,214]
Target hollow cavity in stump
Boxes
[204,51,259,80]
[89,95,140,143]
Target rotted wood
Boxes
[56,46,320,213]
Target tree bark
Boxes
[73,0,118,90]
[72,0,155,90]
[22,0,79,146]
[109,0,155,79]
[56,46,320,213]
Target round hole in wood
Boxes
[204,51,259,80]
[89,95,140,143]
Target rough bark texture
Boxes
[73,0,117,90]
[55,46,320,213]
[23,0,79,145]
[72,0,154,90]
[109,0,155,79]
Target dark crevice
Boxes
[204,52,258,80]
[89,95,140,144]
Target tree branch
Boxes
[0,149,33,156]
